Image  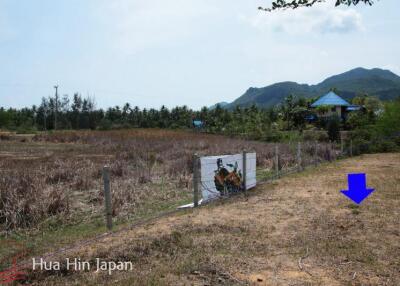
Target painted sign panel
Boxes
[200,153,256,202]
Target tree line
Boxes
[0,93,282,137]
[1,92,399,149]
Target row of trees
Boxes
[0,94,322,141]
[0,94,277,135]
[1,93,399,147]
[0,94,100,131]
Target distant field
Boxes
[26,153,400,285]
[0,129,337,260]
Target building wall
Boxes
[316,105,347,119]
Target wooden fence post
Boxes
[275,144,279,178]
[193,154,200,207]
[297,142,302,171]
[242,151,247,191]
[102,166,113,231]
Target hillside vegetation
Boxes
[229,67,400,108]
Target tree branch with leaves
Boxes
[258,0,375,12]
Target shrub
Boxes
[369,138,398,153]
[349,124,399,154]
[377,99,400,137]
[326,116,340,142]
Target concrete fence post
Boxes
[340,136,344,155]
[102,166,113,231]
[275,144,279,178]
[193,153,200,207]
[314,141,318,166]
[350,139,353,157]
[297,142,302,171]
[242,151,247,191]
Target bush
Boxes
[351,128,374,141]
[345,98,400,155]
[377,99,400,137]
[370,139,398,153]
[346,111,371,130]
[349,125,400,154]
[326,116,340,142]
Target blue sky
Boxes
[0,0,399,110]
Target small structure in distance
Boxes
[192,119,205,130]
[311,91,360,120]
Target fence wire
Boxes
[13,139,355,272]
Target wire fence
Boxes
[191,139,354,206]
[12,138,355,273]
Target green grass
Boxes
[256,168,276,181]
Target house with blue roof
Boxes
[311,91,358,120]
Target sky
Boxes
[0,0,399,110]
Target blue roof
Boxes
[311,91,350,107]
[193,120,203,127]
[347,105,361,111]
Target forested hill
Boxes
[226,67,400,108]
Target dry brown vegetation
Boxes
[25,153,400,285]
[0,129,338,233]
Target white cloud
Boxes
[94,0,217,55]
[242,3,364,35]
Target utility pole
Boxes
[54,85,58,130]
[44,107,47,131]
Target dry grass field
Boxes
[0,129,338,260]
[24,153,400,285]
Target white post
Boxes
[193,154,200,207]
[242,151,247,191]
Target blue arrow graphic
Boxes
[340,173,375,205]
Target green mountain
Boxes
[227,68,400,108]
[209,102,229,110]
